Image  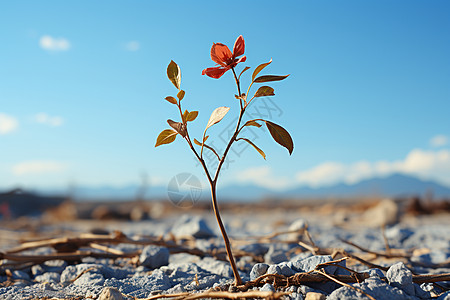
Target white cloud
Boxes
[430,135,448,147]
[35,113,64,127]
[235,165,295,190]
[0,113,18,134]
[12,161,68,176]
[295,148,450,188]
[124,41,140,51]
[39,35,71,51]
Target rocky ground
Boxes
[0,198,450,299]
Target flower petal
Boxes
[233,35,245,58]
[235,56,246,64]
[202,66,229,79]
[211,43,232,66]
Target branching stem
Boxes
[183,66,249,285]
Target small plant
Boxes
[155,35,293,285]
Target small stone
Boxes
[266,265,282,275]
[287,219,308,241]
[139,245,170,269]
[278,262,295,276]
[171,215,215,239]
[361,198,399,227]
[368,268,385,278]
[414,283,432,299]
[11,270,30,281]
[264,245,287,264]
[250,263,269,281]
[289,292,305,300]
[98,287,125,300]
[238,243,269,256]
[196,257,233,278]
[328,276,410,300]
[260,283,276,292]
[298,285,315,295]
[386,262,415,296]
[43,260,68,273]
[74,272,105,286]
[305,292,326,300]
[35,272,61,283]
[31,264,45,276]
[290,255,334,273]
[385,226,414,246]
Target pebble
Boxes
[34,272,61,283]
[171,215,215,239]
[250,263,269,280]
[260,283,276,292]
[139,245,170,269]
[264,244,288,264]
[360,198,399,227]
[305,292,326,300]
[328,276,410,300]
[98,287,124,300]
[386,262,415,296]
[287,219,308,241]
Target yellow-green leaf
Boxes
[254,75,289,83]
[165,96,177,104]
[155,129,177,147]
[252,59,272,81]
[177,90,185,101]
[244,120,262,128]
[186,111,198,122]
[167,119,186,137]
[264,120,294,155]
[240,138,266,160]
[205,106,230,130]
[167,60,181,90]
[193,138,202,146]
[182,110,188,123]
[254,86,275,98]
[238,66,251,80]
[194,135,209,145]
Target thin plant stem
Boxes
[209,181,242,285]
[183,66,248,285]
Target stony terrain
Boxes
[1,198,450,299]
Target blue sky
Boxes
[1,1,450,192]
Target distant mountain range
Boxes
[22,173,449,201]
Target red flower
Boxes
[202,35,247,79]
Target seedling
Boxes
[155,35,293,285]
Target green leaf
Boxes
[252,59,272,81]
[186,111,198,122]
[177,90,185,101]
[254,86,275,98]
[238,66,251,80]
[264,120,294,155]
[240,138,266,160]
[167,60,181,90]
[243,120,262,128]
[165,96,177,104]
[205,106,230,130]
[155,129,177,147]
[254,75,289,83]
[167,119,186,137]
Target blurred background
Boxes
[1,1,450,213]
